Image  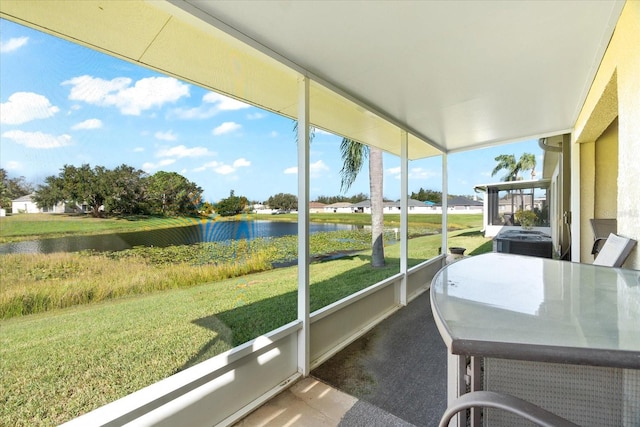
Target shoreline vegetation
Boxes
[0,213,481,319]
[0,213,489,426]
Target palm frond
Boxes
[339,138,368,193]
[292,120,315,144]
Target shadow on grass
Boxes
[455,229,484,238]
[181,254,426,370]
[469,239,494,256]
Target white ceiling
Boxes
[0,0,624,158]
[182,0,623,153]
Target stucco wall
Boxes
[595,118,618,219]
[580,142,595,262]
[574,1,640,269]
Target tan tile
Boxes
[234,377,357,427]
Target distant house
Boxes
[11,194,42,214]
[323,202,353,213]
[353,199,438,214]
[309,201,326,213]
[10,194,83,214]
[435,196,483,213]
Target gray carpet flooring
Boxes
[313,291,448,427]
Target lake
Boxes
[0,220,359,255]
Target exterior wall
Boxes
[574,1,640,269]
[580,142,596,262]
[11,200,77,214]
[11,200,40,213]
[594,119,618,219]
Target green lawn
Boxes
[0,212,482,243]
[0,214,199,243]
[0,228,491,426]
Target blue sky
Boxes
[0,18,542,203]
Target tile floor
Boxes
[234,377,357,426]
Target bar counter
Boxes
[430,252,640,426]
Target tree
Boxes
[216,190,248,216]
[519,153,537,179]
[410,187,442,204]
[491,153,537,182]
[294,121,385,267]
[0,169,34,210]
[102,164,148,215]
[339,138,385,267]
[314,193,368,204]
[146,171,203,216]
[32,175,65,211]
[200,201,215,216]
[34,164,109,217]
[491,153,537,214]
[267,193,297,211]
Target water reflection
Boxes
[0,220,358,255]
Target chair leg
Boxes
[438,391,579,427]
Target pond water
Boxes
[0,220,359,255]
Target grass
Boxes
[0,215,489,426]
[0,230,375,319]
[0,214,203,244]
[0,212,482,243]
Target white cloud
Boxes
[233,158,251,167]
[172,92,250,119]
[193,158,250,175]
[142,158,176,171]
[270,131,279,138]
[157,144,213,158]
[4,160,22,171]
[0,92,60,124]
[133,147,145,152]
[193,160,220,172]
[215,164,235,175]
[62,75,189,115]
[2,130,72,149]
[387,166,401,176]
[172,106,216,120]
[284,166,297,174]
[387,166,436,180]
[310,160,329,175]
[72,118,103,130]
[408,167,437,180]
[203,92,250,110]
[247,112,265,120]
[0,36,28,53]
[154,130,178,141]
[212,121,241,135]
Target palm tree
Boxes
[491,152,537,218]
[519,153,537,179]
[491,153,536,181]
[339,139,385,267]
[294,122,385,267]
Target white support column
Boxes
[400,131,409,305]
[297,75,310,376]
[442,154,449,257]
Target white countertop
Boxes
[430,253,640,368]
